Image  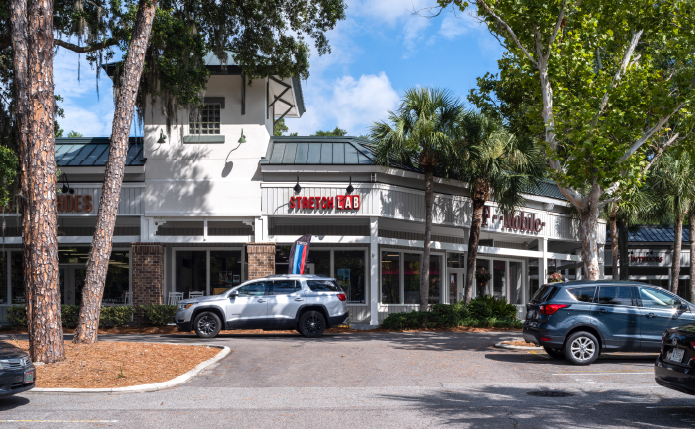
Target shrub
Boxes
[381,310,441,330]
[141,304,177,326]
[7,306,27,327]
[61,305,80,329]
[470,295,517,319]
[99,306,136,327]
[429,304,461,328]
[468,299,492,319]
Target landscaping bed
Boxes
[500,340,538,347]
[5,340,221,388]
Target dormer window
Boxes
[189,104,221,135]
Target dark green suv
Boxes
[523,280,695,365]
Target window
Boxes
[11,252,23,304]
[176,249,245,296]
[640,287,681,309]
[567,286,596,303]
[308,250,330,276]
[189,104,220,134]
[597,286,633,306]
[103,251,130,303]
[271,280,299,295]
[428,255,441,304]
[531,285,558,303]
[210,250,242,292]
[306,280,340,292]
[403,253,421,304]
[381,252,400,304]
[334,250,365,304]
[176,251,206,296]
[237,282,268,297]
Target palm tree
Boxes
[648,151,695,295]
[370,87,462,311]
[453,111,544,304]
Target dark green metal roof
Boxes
[55,137,145,166]
[606,226,689,243]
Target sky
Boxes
[53,1,504,138]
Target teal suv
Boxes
[523,280,695,365]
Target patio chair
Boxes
[188,291,204,298]
[168,292,184,305]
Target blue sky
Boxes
[54,1,503,138]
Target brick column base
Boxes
[247,243,276,279]
[131,242,165,325]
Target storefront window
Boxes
[492,260,506,299]
[529,258,539,299]
[11,251,23,304]
[381,252,400,304]
[334,251,365,304]
[428,255,441,304]
[447,253,465,268]
[308,250,330,276]
[509,261,523,304]
[404,253,421,304]
[103,251,130,304]
[176,251,206,296]
[475,259,490,297]
[210,250,242,294]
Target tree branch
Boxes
[545,0,568,63]
[54,38,117,54]
[620,102,683,162]
[593,30,643,127]
[476,0,539,68]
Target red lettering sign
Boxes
[56,194,93,213]
[336,195,359,210]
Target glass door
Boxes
[61,265,86,305]
[448,268,465,303]
[492,260,506,300]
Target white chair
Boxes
[188,291,204,298]
[124,292,133,305]
[168,292,184,305]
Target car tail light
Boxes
[540,337,551,342]
[538,304,567,315]
[337,293,347,301]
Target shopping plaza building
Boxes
[0,57,608,325]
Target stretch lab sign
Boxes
[289,195,360,211]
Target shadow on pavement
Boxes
[0,395,30,410]
[486,351,658,366]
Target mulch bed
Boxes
[5,340,221,388]
[501,340,539,347]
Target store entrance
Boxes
[59,265,86,305]
[448,268,465,303]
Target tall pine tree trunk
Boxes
[618,219,630,281]
[689,211,695,301]
[73,0,159,343]
[671,211,685,295]
[463,181,491,304]
[12,0,64,363]
[609,208,619,280]
[419,164,434,312]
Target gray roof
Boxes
[606,226,690,243]
[56,137,145,166]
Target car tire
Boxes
[193,312,222,338]
[564,331,599,365]
[543,346,565,359]
[298,311,326,338]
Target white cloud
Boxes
[402,17,431,57]
[288,72,400,136]
[439,14,481,39]
[348,0,432,26]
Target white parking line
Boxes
[553,372,652,376]
[0,420,118,423]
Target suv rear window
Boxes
[306,280,341,292]
[567,286,597,303]
[531,285,559,303]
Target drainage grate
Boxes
[526,391,574,397]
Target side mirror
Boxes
[680,302,688,310]
[229,290,239,299]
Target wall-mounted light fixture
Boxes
[157,130,167,144]
[61,173,74,194]
[238,129,247,144]
[346,173,354,194]
[293,173,302,194]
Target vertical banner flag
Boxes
[288,234,312,274]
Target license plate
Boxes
[24,370,34,384]
[668,348,686,363]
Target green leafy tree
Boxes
[441,0,695,279]
[274,118,298,136]
[312,127,347,137]
[371,87,462,311]
[66,131,83,138]
[454,111,544,303]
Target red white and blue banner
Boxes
[288,234,312,274]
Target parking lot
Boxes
[0,331,693,428]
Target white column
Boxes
[541,237,548,285]
[575,249,582,280]
[598,244,605,279]
[369,216,380,326]
[253,217,267,242]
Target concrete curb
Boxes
[31,344,231,394]
[494,342,543,351]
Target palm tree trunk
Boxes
[609,209,619,280]
[464,182,491,304]
[13,0,65,363]
[690,211,695,301]
[618,219,630,281]
[671,211,685,295]
[420,164,434,312]
[73,0,159,343]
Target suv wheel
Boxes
[194,312,222,338]
[299,311,326,338]
[564,331,599,365]
[543,346,565,359]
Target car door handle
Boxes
[598,308,607,314]
[295,298,304,301]
[646,313,656,318]
[257,299,266,303]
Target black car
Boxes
[0,342,35,397]
[655,324,695,395]
[523,280,695,365]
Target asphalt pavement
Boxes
[0,331,692,428]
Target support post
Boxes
[369,217,379,326]
[598,244,605,280]
[541,237,548,284]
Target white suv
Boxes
[175,274,349,338]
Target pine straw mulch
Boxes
[5,340,222,388]
[500,340,540,347]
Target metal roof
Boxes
[606,226,690,243]
[55,137,145,166]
